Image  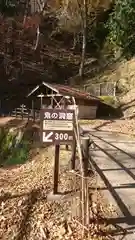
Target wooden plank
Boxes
[15,112,29,115]
[16,108,27,111]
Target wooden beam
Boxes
[46,94,62,97]
[42,81,59,94]
[27,85,40,97]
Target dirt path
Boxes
[81,126,135,239]
[0,117,15,126]
[0,117,27,128]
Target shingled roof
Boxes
[27,81,100,102]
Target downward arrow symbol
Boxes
[43,132,53,142]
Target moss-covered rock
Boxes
[0,127,30,166]
[99,96,120,108]
[5,140,30,166]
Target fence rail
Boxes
[11,107,40,121]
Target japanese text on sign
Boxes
[40,108,75,144]
[44,111,73,120]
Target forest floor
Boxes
[80,119,135,137]
[0,116,117,240]
[0,144,115,240]
[1,116,135,239]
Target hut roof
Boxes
[27,81,100,102]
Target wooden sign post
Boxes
[40,108,75,194]
[54,145,60,194]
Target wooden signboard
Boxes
[40,108,75,144]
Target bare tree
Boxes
[23,0,46,50]
[78,0,87,78]
[53,0,96,79]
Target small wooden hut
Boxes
[27,82,101,119]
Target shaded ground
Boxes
[0,117,27,128]
[0,140,114,240]
[80,119,135,136]
[0,117,129,239]
[0,146,73,240]
[0,117,16,126]
[81,126,135,239]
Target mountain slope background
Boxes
[0,0,135,117]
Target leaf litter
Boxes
[0,145,115,240]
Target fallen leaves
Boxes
[81,119,135,137]
[0,145,114,240]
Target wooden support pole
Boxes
[33,110,35,122]
[53,145,60,194]
[81,137,89,177]
[65,144,69,150]
[51,94,53,108]
[71,140,76,170]
[22,110,23,120]
[32,100,34,120]
[65,98,69,151]
[28,111,30,121]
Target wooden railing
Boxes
[11,105,40,121]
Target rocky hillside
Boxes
[79,56,135,116]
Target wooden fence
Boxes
[11,104,40,121]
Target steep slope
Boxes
[83,58,135,91]
[0,14,98,105]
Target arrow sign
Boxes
[43,132,53,142]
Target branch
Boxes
[33,26,40,50]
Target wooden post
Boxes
[33,109,35,122]
[71,140,76,170]
[28,111,30,121]
[53,145,60,194]
[51,94,53,108]
[65,144,69,150]
[81,137,89,177]
[37,93,44,109]
[65,98,69,151]
[22,106,23,120]
[32,100,34,120]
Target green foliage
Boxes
[99,96,120,108]
[5,141,30,166]
[107,0,135,59]
[0,128,30,166]
[0,128,8,144]
[0,129,16,161]
[87,19,108,54]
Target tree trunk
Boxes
[79,0,87,78]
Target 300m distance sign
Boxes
[40,108,75,144]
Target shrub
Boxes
[107,0,135,59]
[5,141,30,166]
